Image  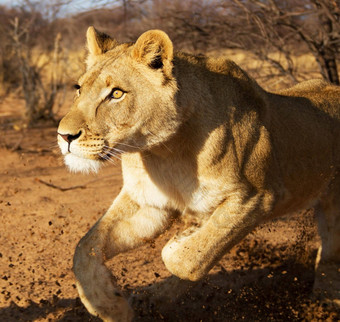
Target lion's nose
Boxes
[58,131,82,143]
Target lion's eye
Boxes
[110,88,124,100]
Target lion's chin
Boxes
[64,154,102,174]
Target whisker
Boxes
[111,141,140,149]
[106,158,118,166]
[104,145,123,152]
[104,151,122,161]
[102,145,125,157]
[112,147,125,154]
[98,153,119,165]
[48,141,60,150]
[101,145,146,170]
[100,149,123,161]
[104,159,118,166]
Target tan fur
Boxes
[57,28,340,321]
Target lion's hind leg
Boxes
[314,175,340,307]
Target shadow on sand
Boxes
[1,250,338,321]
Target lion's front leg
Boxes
[73,191,172,322]
[162,193,270,281]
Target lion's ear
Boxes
[132,30,173,77]
[86,26,118,67]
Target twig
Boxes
[35,178,86,191]
[35,174,116,192]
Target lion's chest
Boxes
[122,154,229,215]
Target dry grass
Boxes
[0,47,324,128]
[60,47,322,92]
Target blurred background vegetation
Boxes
[0,0,339,126]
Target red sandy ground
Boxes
[0,103,339,321]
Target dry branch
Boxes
[35,178,87,191]
[35,174,116,192]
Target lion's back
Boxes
[277,79,340,121]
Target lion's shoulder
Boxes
[173,51,267,112]
[175,51,257,82]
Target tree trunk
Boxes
[319,48,340,85]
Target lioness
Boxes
[57,27,340,321]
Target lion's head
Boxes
[58,27,181,173]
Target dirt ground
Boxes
[0,106,340,321]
